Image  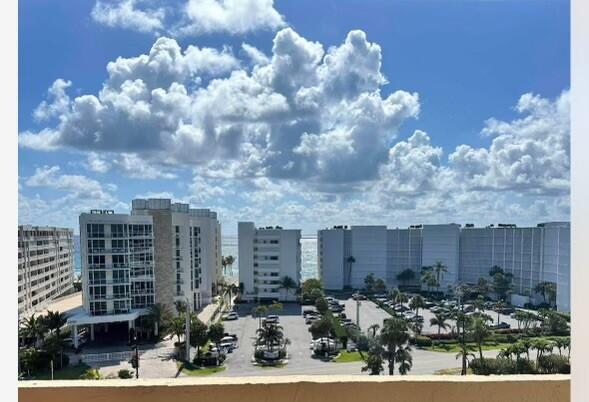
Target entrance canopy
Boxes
[67,309,148,326]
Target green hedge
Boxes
[414,336,433,347]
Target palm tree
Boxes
[493,300,505,324]
[43,332,68,369]
[169,316,186,344]
[361,344,385,375]
[368,324,380,338]
[476,278,491,299]
[20,314,46,348]
[532,338,555,367]
[148,303,172,339]
[430,312,450,336]
[280,276,297,301]
[189,318,209,361]
[409,295,425,318]
[252,305,268,329]
[256,323,284,352]
[44,310,68,336]
[208,322,225,353]
[395,347,413,375]
[396,269,416,289]
[455,342,476,375]
[431,261,448,294]
[380,317,411,375]
[174,300,187,315]
[470,317,490,361]
[224,255,235,274]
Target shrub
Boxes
[117,369,134,379]
[80,368,102,380]
[470,358,516,375]
[356,335,370,352]
[254,350,265,360]
[537,355,570,374]
[427,333,456,341]
[414,336,433,347]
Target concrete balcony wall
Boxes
[19,375,570,402]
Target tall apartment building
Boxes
[68,199,222,347]
[18,225,75,315]
[318,222,570,311]
[238,222,301,302]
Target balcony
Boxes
[18,375,570,402]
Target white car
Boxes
[223,312,239,321]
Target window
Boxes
[111,224,126,238]
[87,224,105,238]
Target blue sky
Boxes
[18,0,570,234]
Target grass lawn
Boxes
[34,363,91,380]
[334,351,364,363]
[177,362,226,376]
[434,367,473,375]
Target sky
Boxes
[18,0,570,235]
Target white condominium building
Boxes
[69,199,222,347]
[238,222,301,301]
[18,225,75,315]
[318,222,570,312]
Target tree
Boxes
[251,305,268,329]
[476,278,491,299]
[44,311,68,336]
[257,323,284,352]
[189,318,209,361]
[396,269,416,288]
[20,314,46,348]
[431,261,448,294]
[174,300,187,315]
[420,267,437,295]
[309,317,333,339]
[456,342,476,375]
[269,301,283,315]
[553,337,570,357]
[208,322,225,353]
[430,312,450,336]
[301,278,323,295]
[535,282,557,306]
[309,288,324,304]
[470,317,491,361]
[532,338,555,368]
[19,348,40,376]
[394,291,408,306]
[148,303,172,339]
[364,273,376,293]
[489,266,513,301]
[493,300,505,324]
[409,295,425,318]
[315,297,329,315]
[368,324,380,338]
[280,276,297,301]
[43,332,68,369]
[362,344,385,375]
[169,316,186,344]
[380,317,412,375]
[374,278,387,294]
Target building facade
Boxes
[69,199,222,347]
[238,222,301,301]
[318,222,570,311]
[18,225,75,315]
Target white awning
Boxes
[66,309,148,326]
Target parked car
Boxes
[223,333,238,342]
[352,294,367,301]
[264,315,280,324]
[305,316,320,325]
[303,309,318,316]
[498,307,515,315]
[491,321,511,330]
[223,312,238,321]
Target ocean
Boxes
[73,235,319,280]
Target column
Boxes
[73,325,78,348]
[90,324,95,341]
